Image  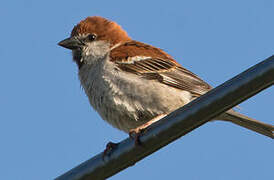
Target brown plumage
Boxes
[59,16,274,138]
[110,40,212,96]
[71,16,130,46]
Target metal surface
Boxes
[56,55,274,180]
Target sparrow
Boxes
[58,16,274,139]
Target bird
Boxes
[58,16,274,139]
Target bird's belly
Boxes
[79,64,192,132]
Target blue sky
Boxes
[1,0,273,179]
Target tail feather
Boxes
[219,110,274,139]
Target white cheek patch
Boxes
[84,41,110,58]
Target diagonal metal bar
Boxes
[56,55,274,180]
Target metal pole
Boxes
[56,55,274,180]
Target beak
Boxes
[58,37,83,50]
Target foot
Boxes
[129,127,145,145]
[103,141,118,160]
[129,114,167,145]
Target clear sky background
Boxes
[1,0,273,179]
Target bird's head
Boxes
[58,16,131,68]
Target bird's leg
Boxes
[129,114,167,145]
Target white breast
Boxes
[78,56,192,132]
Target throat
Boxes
[73,49,84,69]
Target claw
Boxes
[129,114,167,145]
[129,114,167,146]
[129,128,145,145]
[103,141,118,160]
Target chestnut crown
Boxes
[71,16,131,46]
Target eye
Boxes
[87,34,97,41]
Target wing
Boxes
[110,41,212,97]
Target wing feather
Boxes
[110,41,212,96]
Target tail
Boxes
[219,110,274,139]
